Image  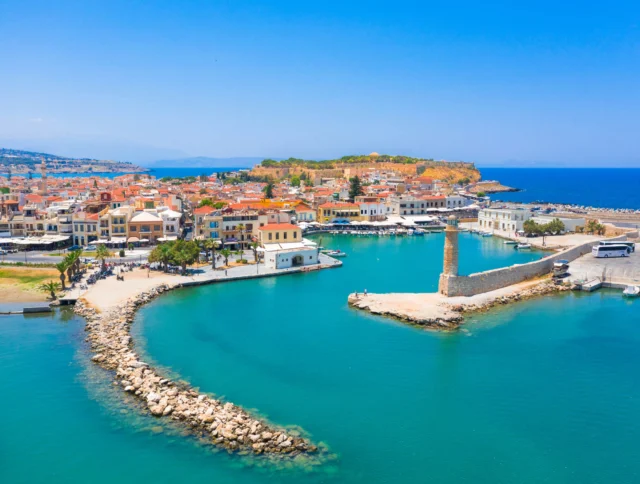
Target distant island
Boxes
[0,148,148,175]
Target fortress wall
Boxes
[439,236,626,297]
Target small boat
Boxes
[622,285,640,297]
[414,229,425,235]
[326,250,347,258]
[503,240,518,245]
[481,232,493,237]
[553,259,570,277]
[515,243,532,250]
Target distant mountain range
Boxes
[0,147,145,173]
[141,156,266,169]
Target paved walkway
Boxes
[83,254,341,311]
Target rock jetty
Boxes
[75,284,318,457]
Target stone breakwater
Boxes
[74,284,319,458]
[348,279,570,331]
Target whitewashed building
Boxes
[478,208,532,232]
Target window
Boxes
[284,232,287,239]
[131,226,137,231]
[268,233,272,240]
[276,232,280,240]
[154,225,161,231]
[293,232,297,239]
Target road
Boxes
[0,248,152,265]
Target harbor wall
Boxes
[439,235,626,297]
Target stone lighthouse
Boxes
[438,215,459,295]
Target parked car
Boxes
[68,245,82,251]
[0,249,7,255]
[84,245,97,251]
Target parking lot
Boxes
[568,247,640,285]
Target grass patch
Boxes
[0,267,59,290]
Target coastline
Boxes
[72,261,341,461]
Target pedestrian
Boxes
[225,269,227,276]
[364,288,367,296]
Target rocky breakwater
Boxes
[448,279,571,315]
[75,284,319,458]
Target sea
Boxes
[2,234,639,483]
[481,168,640,209]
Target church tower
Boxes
[38,158,48,195]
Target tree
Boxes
[544,218,565,235]
[55,261,69,290]
[148,243,173,272]
[170,240,200,274]
[250,240,260,263]
[291,175,301,187]
[219,248,232,267]
[263,181,275,199]
[95,244,113,271]
[476,191,487,198]
[199,198,214,207]
[349,176,364,200]
[523,219,542,236]
[585,220,599,235]
[40,280,62,299]
[128,242,135,251]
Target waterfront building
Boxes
[354,196,390,221]
[128,211,164,244]
[478,208,533,232]
[258,222,301,244]
[72,212,99,246]
[259,222,318,269]
[317,202,364,223]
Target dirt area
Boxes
[0,266,60,302]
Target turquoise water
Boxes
[2,235,639,483]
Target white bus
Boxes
[599,240,635,252]
[592,244,631,258]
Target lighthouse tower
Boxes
[438,215,459,295]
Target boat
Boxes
[515,243,532,250]
[622,285,640,297]
[553,259,570,277]
[481,232,493,237]
[326,250,347,258]
[414,229,425,235]
[503,240,518,245]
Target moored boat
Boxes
[622,285,640,297]
[326,250,347,257]
[515,243,532,250]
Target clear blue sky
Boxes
[0,0,638,165]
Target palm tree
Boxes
[40,280,62,300]
[55,261,69,290]
[95,244,113,271]
[219,248,232,267]
[236,223,245,247]
[64,253,76,282]
[250,240,260,263]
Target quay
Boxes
[349,215,639,329]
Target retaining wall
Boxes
[439,235,626,297]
